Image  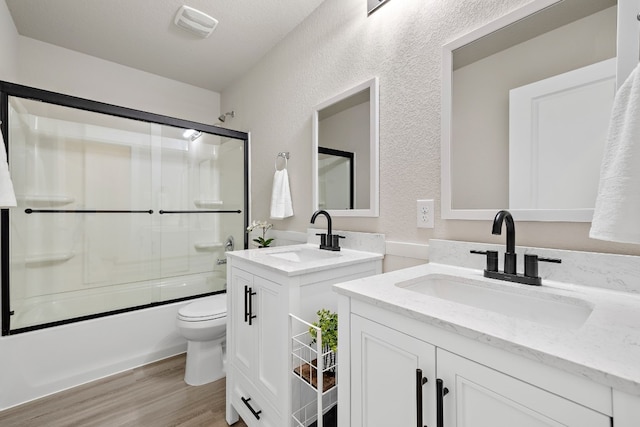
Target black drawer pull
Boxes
[244,285,249,323]
[241,396,262,420]
[248,287,257,325]
[436,379,449,427]
[244,285,257,325]
[416,369,428,427]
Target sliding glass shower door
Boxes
[1,83,248,334]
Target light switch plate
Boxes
[417,199,434,229]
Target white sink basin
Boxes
[396,274,593,329]
[267,247,342,263]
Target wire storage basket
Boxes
[289,313,338,427]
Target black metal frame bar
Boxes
[25,209,154,214]
[159,210,242,214]
[0,81,250,336]
[318,146,355,209]
[1,90,9,336]
[9,290,225,335]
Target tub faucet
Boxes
[310,209,344,251]
[492,210,516,274]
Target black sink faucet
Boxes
[492,210,516,274]
[310,209,344,251]
[471,209,561,286]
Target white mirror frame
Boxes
[441,0,635,222]
[312,77,380,217]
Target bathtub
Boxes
[0,273,225,410]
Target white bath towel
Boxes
[270,169,294,219]
[0,131,16,207]
[590,63,640,244]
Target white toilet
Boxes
[176,294,227,386]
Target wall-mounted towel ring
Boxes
[275,152,290,171]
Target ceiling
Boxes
[5,0,326,92]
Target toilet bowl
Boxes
[176,294,227,386]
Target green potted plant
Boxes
[247,220,274,247]
[309,309,338,372]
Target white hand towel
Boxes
[270,169,294,219]
[0,131,16,207]
[590,63,640,243]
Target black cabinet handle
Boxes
[243,285,249,323]
[243,285,257,325]
[416,369,428,427]
[436,379,449,427]
[248,287,257,326]
[241,396,262,420]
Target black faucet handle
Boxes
[470,250,498,272]
[524,254,562,278]
[315,233,327,247]
[330,234,345,251]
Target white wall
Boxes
[16,37,221,125]
[221,0,640,258]
[0,0,18,82]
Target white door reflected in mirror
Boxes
[509,58,616,211]
[440,0,639,222]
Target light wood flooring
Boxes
[0,354,248,427]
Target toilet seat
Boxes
[178,295,226,322]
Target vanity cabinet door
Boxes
[230,268,256,378]
[253,275,284,405]
[351,315,436,427]
[436,349,611,427]
[229,268,284,423]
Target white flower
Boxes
[247,220,273,233]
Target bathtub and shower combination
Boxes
[0,81,249,409]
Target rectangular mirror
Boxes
[441,0,637,221]
[312,77,379,217]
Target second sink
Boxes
[267,247,342,263]
[396,274,593,329]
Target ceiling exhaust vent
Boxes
[174,5,218,38]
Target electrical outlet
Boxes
[417,199,434,229]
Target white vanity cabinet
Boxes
[437,350,609,426]
[344,302,614,427]
[350,315,436,427]
[225,244,383,427]
[228,267,283,424]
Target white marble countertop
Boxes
[334,261,640,396]
[226,243,383,276]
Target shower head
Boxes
[218,111,235,122]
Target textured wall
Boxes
[222,0,640,256]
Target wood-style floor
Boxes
[0,354,248,427]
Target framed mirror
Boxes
[441,0,635,222]
[312,77,379,217]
